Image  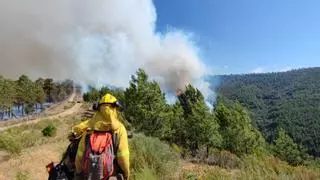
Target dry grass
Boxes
[0,141,68,180]
[0,114,82,180]
[178,161,239,180]
[178,155,320,180]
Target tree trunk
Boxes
[191,142,199,157]
[22,104,24,116]
[17,104,20,117]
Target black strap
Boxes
[112,133,119,153]
[111,132,124,175]
[59,143,72,164]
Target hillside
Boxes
[215,67,320,156]
[1,68,320,179]
[1,110,320,180]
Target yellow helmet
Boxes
[98,93,118,105]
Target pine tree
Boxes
[16,75,36,115]
[123,69,170,138]
[215,101,265,156]
[0,78,16,114]
[43,78,55,102]
[176,85,222,156]
[273,128,304,165]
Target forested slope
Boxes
[215,67,320,156]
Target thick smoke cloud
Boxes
[0,0,212,98]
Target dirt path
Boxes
[0,93,83,132]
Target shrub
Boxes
[272,128,305,165]
[129,134,180,179]
[0,133,22,155]
[183,171,198,180]
[206,150,242,169]
[42,125,57,137]
[0,130,39,155]
[133,166,157,180]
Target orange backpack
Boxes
[81,131,118,180]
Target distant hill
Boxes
[214,67,320,156]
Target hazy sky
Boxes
[154,0,320,74]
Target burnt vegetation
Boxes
[0,74,74,120]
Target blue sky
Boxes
[154,0,320,75]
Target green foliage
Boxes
[33,82,46,104]
[0,75,73,119]
[42,124,57,137]
[216,67,320,157]
[238,155,320,180]
[130,134,180,179]
[16,74,34,104]
[0,78,16,110]
[43,78,55,102]
[124,69,171,138]
[0,130,39,155]
[15,170,30,180]
[24,103,34,115]
[83,86,100,102]
[215,102,265,156]
[171,85,222,156]
[83,86,125,103]
[183,171,198,180]
[273,128,305,165]
[133,166,157,180]
[41,78,73,103]
[0,133,23,154]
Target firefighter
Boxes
[71,93,130,180]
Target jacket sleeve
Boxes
[72,120,90,173]
[74,131,87,173]
[116,124,130,179]
[71,119,90,138]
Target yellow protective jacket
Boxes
[72,106,130,179]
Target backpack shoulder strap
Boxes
[111,132,123,175]
[112,132,119,153]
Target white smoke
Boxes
[0,0,212,100]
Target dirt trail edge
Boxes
[0,93,83,132]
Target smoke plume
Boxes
[0,0,212,99]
